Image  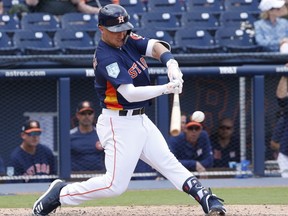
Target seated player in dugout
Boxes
[210,118,240,168]
[9,120,56,183]
[70,101,105,173]
[168,120,214,174]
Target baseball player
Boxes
[32,4,226,215]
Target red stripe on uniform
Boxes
[61,117,117,198]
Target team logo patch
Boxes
[106,62,120,78]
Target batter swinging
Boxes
[32,4,226,216]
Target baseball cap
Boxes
[258,0,285,11]
[76,101,94,113]
[22,120,42,133]
[186,121,203,129]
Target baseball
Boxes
[191,111,205,123]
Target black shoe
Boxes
[32,179,67,215]
[200,188,226,215]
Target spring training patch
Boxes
[106,62,120,78]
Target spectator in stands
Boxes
[70,101,105,172]
[9,120,56,183]
[254,0,288,52]
[0,1,3,14]
[210,118,240,168]
[25,0,110,15]
[0,155,5,176]
[270,76,288,178]
[168,120,213,174]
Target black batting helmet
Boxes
[98,4,134,32]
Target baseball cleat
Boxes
[204,188,226,216]
[32,179,67,216]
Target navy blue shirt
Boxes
[70,127,105,172]
[10,144,56,182]
[168,130,213,171]
[94,34,151,110]
[210,133,240,168]
[271,115,288,156]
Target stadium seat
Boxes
[54,29,95,55]
[146,0,186,13]
[0,31,19,55]
[119,0,147,15]
[13,30,60,55]
[220,11,260,29]
[2,0,26,13]
[224,0,260,12]
[0,14,20,33]
[21,13,60,34]
[181,11,220,33]
[135,29,175,48]
[174,28,222,53]
[186,0,224,12]
[61,13,98,37]
[141,12,182,31]
[129,13,141,30]
[215,27,262,53]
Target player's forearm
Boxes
[117,83,167,102]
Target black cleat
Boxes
[32,179,67,215]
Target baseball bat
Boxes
[170,92,181,136]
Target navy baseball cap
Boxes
[77,101,94,113]
[22,120,42,133]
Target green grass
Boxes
[0,187,287,208]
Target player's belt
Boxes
[119,107,145,116]
[102,107,145,116]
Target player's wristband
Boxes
[160,51,174,66]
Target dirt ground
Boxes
[1,205,288,216]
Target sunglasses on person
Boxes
[79,111,94,116]
[187,126,201,131]
[26,131,42,136]
[219,125,232,130]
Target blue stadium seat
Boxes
[61,13,98,37]
[129,13,141,30]
[13,30,60,55]
[0,14,20,33]
[224,0,260,12]
[186,0,224,12]
[54,29,95,54]
[0,31,19,55]
[135,29,175,48]
[147,0,186,13]
[119,0,147,15]
[174,28,222,53]
[21,13,60,34]
[181,11,220,33]
[215,27,262,53]
[141,12,182,31]
[220,11,260,28]
[2,0,26,13]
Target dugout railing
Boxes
[0,64,287,182]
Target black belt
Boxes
[119,107,145,116]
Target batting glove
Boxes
[167,59,184,85]
[164,79,182,94]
